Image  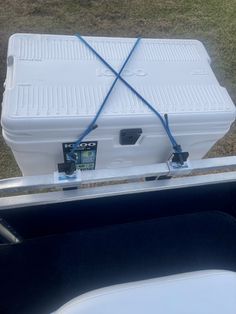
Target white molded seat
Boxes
[54,270,236,314]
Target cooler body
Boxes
[1,34,235,175]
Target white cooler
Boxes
[1,33,235,175]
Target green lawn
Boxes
[0,0,236,178]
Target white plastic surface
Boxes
[1,34,235,175]
[54,270,236,314]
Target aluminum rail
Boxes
[1,170,236,210]
[1,156,236,195]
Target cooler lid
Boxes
[2,33,235,132]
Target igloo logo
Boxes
[64,142,97,149]
[96,68,147,77]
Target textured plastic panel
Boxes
[11,84,233,118]
[9,34,208,62]
[3,33,235,127]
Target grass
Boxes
[0,0,236,178]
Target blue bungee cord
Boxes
[74,33,182,153]
[68,34,184,165]
[68,37,141,161]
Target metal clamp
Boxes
[167,159,192,177]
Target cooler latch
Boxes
[120,128,142,145]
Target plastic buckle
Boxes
[58,161,76,175]
[54,161,81,184]
[171,148,189,165]
[167,151,191,176]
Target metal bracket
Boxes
[167,160,192,176]
[54,170,82,184]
